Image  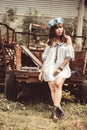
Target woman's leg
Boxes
[48,78,66,120]
[48,81,55,104]
[48,81,58,119]
[52,77,67,119]
[54,77,65,107]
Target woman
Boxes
[39,17,74,120]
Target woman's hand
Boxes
[53,69,61,76]
[38,72,43,82]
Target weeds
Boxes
[0,93,87,130]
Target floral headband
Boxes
[47,17,64,28]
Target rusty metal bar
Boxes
[0,22,16,44]
[0,27,7,70]
[6,28,9,44]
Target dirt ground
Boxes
[0,87,87,130]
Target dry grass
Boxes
[0,93,87,130]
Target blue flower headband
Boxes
[47,17,64,28]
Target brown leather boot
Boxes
[56,107,67,120]
[51,106,58,121]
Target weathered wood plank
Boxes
[21,45,42,67]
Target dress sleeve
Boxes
[42,46,50,61]
[65,45,75,60]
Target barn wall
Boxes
[0,0,87,19]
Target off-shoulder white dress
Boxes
[42,43,74,81]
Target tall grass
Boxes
[0,93,87,130]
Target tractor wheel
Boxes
[4,72,17,101]
[79,80,87,104]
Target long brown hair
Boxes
[47,24,67,45]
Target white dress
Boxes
[42,43,74,81]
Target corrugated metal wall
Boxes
[0,0,87,18]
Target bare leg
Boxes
[48,81,55,104]
[54,77,65,107]
[53,77,67,119]
[48,78,66,120]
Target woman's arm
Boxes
[38,62,45,81]
[65,35,72,45]
[59,57,70,70]
[53,57,70,76]
[39,46,50,81]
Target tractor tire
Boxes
[79,80,87,104]
[4,72,17,101]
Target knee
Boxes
[54,80,62,89]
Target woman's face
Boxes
[55,23,64,36]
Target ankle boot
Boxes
[56,107,67,119]
[51,106,58,120]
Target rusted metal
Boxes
[14,68,40,83]
[15,45,22,70]
[0,23,16,45]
